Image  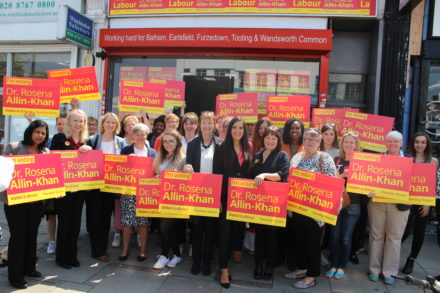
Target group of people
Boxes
[1,107,440,290]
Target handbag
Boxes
[335,157,351,209]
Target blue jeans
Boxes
[329,204,361,269]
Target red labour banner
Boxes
[266,95,311,128]
[119,80,165,114]
[100,28,333,51]
[216,92,258,123]
[312,108,359,137]
[150,79,185,108]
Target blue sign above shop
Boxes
[57,5,93,49]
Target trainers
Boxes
[47,241,56,255]
[153,255,169,269]
[137,233,141,248]
[112,233,121,248]
[167,255,182,268]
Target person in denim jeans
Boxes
[327,132,363,280]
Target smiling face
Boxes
[263,133,278,152]
[323,129,336,147]
[200,117,215,136]
[56,117,65,133]
[342,135,357,155]
[258,122,268,137]
[124,118,137,136]
[166,118,179,131]
[414,135,428,154]
[302,131,321,154]
[69,113,85,135]
[162,134,177,154]
[103,116,118,135]
[183,119,197,136]
[386,136,402,155]
[88,120,98,136]
[154,122,165,136]
[231,120,245,142]
[32,126,47,146]
[134,130,147,146]
[289,121,302,141]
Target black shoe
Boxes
[10,281,27,290]
[220,275,231,289]
[119,253,129,261]
[201,261,211,276]
[191,263,201,275]
[263,263,273,280]
[71,260,81,267]
[137,255,146,262]
[435,274,440,281]
[25,271,42,278]
[254,264,263,280]
[57,262,72,269]
[349,253,359,264]
[402,257,415,274]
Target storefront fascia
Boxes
[99,26,332,116]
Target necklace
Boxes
[201,136,214,149]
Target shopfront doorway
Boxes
[183,76,234,115]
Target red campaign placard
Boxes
[312,108,359,136]
[150,79,185,108]
[266,95,311,128]
[340,112,394,152]
[159,171,222,217]
[120,66,148,81]
[119,80,165,114]
[100,28,332,52]
[277,70,311,94]
[3,77,60,117]
[6,154,65,205]
[136,178,188,218]
[373,163,437,206]
[108,0,376,17]
[50,150,104,192]
[244,69,277,92]
[226,178,288,227]
[102,154,154,195]
[346,152,413,201]
[47,67,100,103]
[147,67,176,80]
[216,93,258,123]
[288,167,345,225]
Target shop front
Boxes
[99,27,332,118]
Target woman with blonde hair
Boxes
[87,112,125,262]
[152,130,186,269]
[50,109,92,269]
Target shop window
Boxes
[328,73,367,105]
[425,63,440,155]
[196,69,207,76]
[7,52,70,143]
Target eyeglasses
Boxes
[266,126,279,131]
[323,123,336,127]
[305,127,322,134]
[343,131,359,138]
[303,138,321,143]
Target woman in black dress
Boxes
[251,126,289,280]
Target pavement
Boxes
[0,207,439,293]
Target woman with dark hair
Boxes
[213,116,252,288]
[251,126,289,280]
[251,117,272,155]
[50,109,92,269]
[401,132,438,274]
[148,115,165,147]
[320,123,339,159]
[2,120,49,289]
[282,118,304,159]
[180,112,199,151]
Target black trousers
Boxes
[218,211,245,269]
[86,190,114,258]
[401,205,430,259]
[191,216,218,265]
[254,225,277,266]
[175,219,188,245]
[292,213,322,277]
[4,201,43,284]
[159,218,181,258]
[55,191,86,265]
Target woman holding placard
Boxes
[326,132,362,280]
[367,131,411,285]
[50,109,92,269]
[119,123,156,262]
[213,116,252,289]
[400,132,438,274]
[153,113,180,151]
[251,117,272,155]
[152,130,186,269]
[2,120,49,289]
[250,126,289,280]
[282,118,304,159]
[184,111,222,276]
[320,123,339,159]
[288,128,337,289]
[87,112,125,262]
[180,112,199,151]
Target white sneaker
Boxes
[153,255,169,269]
[112,233,121,248]
[137,233,141,248]
[47,241,56,255]
[167,255,182,268]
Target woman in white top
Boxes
[180,112,198,151]
[152,130,186,270]
[320,123,339,159]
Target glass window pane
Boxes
[8,52,70,144]
[425,64,440,156]
[0,53,6,87]
[328,73,367,106]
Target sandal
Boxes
[284,271,306,279]
[334,269,345,280]
[325,268,337,278]
[293,279,316,289]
